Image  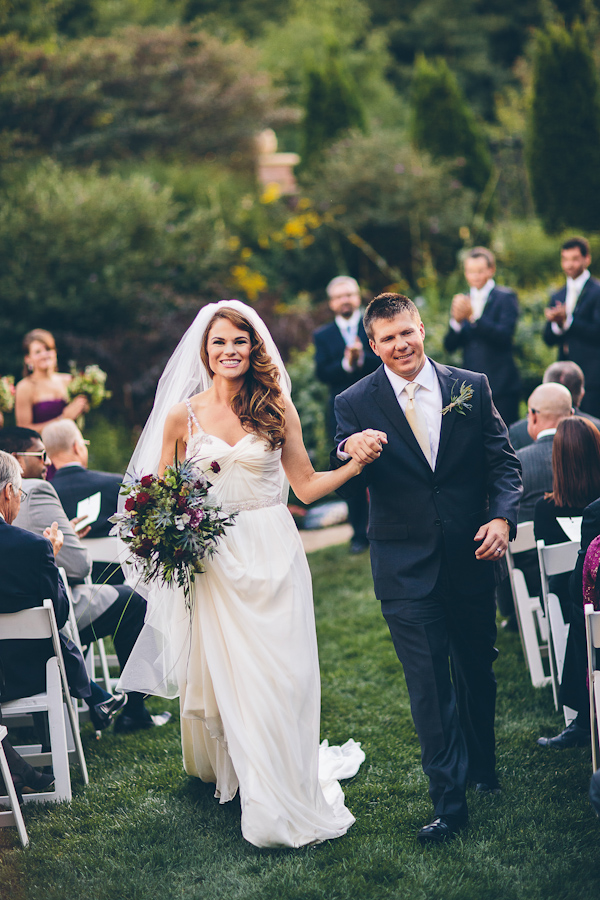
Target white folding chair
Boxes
[585,603,600,772]
[0,600,89,805]
[537,539,580,715]
[506,521,551,688]
[0,725,29,847]
[81,537,125,692]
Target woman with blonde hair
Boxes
[119,300,384,848]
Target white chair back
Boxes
[511,520,536,554]
[537,539,580,711]
[506,522,550,688]
[82,535,124,565]
[0,724,29,847]
[0,600,88,801]
[585,604,600,772]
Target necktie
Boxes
[404,382,431,465]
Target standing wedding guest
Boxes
[314,276,379,553]
[443,247,520,425]
[118,300,375,848]
[333,293,522,844]
[509,361,600,451]
[534,417,600,619]
[543,236,600,418]
[15,329,89,433]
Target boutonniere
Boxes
[441,380,474,416]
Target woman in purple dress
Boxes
[15,329,89,434]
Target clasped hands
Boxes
[450,293,473,323]
[344,431,510,560]
[544,303,567,328]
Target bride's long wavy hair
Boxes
[200,308,286,449]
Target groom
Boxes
[332,293,522,844]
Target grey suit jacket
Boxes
[14,479,118,629]
[516,434,554,522]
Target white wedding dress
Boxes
[121,404,364,848]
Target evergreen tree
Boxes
[410,54,493,195]
[527,21,600,233]
[301,46,366,169]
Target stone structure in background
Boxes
[256,129,299,195]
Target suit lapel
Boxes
[573,276,594,313]
[433,361,459,468]
[370,366,433,467]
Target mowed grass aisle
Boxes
[1,545,599,900]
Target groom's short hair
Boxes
[363,293,421,340]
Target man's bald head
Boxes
[527,382,573,441]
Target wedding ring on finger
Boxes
[495,547,502,555]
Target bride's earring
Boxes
[27,363,33,373]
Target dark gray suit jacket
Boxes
[332,361,522,600]
[543,277,600,389]
[516,433,554,522]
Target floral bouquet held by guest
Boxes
[0,376,15,425]
[67,364,111,426]
[110,456,235,609]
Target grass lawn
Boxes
[1,544,599,900]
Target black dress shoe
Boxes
[536,719,590,749]
[89,692,128,731]
[350,538,369,555]
[417,816,466,845]
[19,764,55,793]
[475,782,501,795]
[113,711,172,734]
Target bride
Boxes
[118,300,384,848]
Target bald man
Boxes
[516,383,574,522]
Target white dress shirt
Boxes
[551,269,590,335]
[336,309,365,372]
[450,279,495,332]
[383,359,443,468]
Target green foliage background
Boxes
[1,2,600,467]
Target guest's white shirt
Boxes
[337,358,443,467]
[551,269,590,334]
[450,278,495,332]
[536,427,557,441]
[336,309,365,372]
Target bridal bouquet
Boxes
[110,456,236,608]
[67,364,112,409]
[0,375,15,413]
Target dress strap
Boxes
[184,398,201,439]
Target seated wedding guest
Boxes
[534,417,600,619]
[0,427,170,734]
[509,361,600,451]
[538,493,600,749]
[43,419,124,582]
[15,329,89,433]
[497,383,574,627]
[42,420,121,538]
[0,450,126,736]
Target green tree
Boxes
[0,25,290,166]
[411,54,493,195]
[527,21,600,233]
[301,46,366,169]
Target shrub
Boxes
[527,21,600,233]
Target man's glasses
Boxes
[527,408,538,416]
[16,450,49,462]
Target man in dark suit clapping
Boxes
[444,247,520,426]
[543,236,600,418]
[314,276,380,553]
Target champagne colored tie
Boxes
[404,382,431,465]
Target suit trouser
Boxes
[492,392,520,428]
[79,587,148,717]
[382,563,498,821]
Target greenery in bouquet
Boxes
[67,364,112,409]
[0,376,15,413]
[110,456,236,608]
